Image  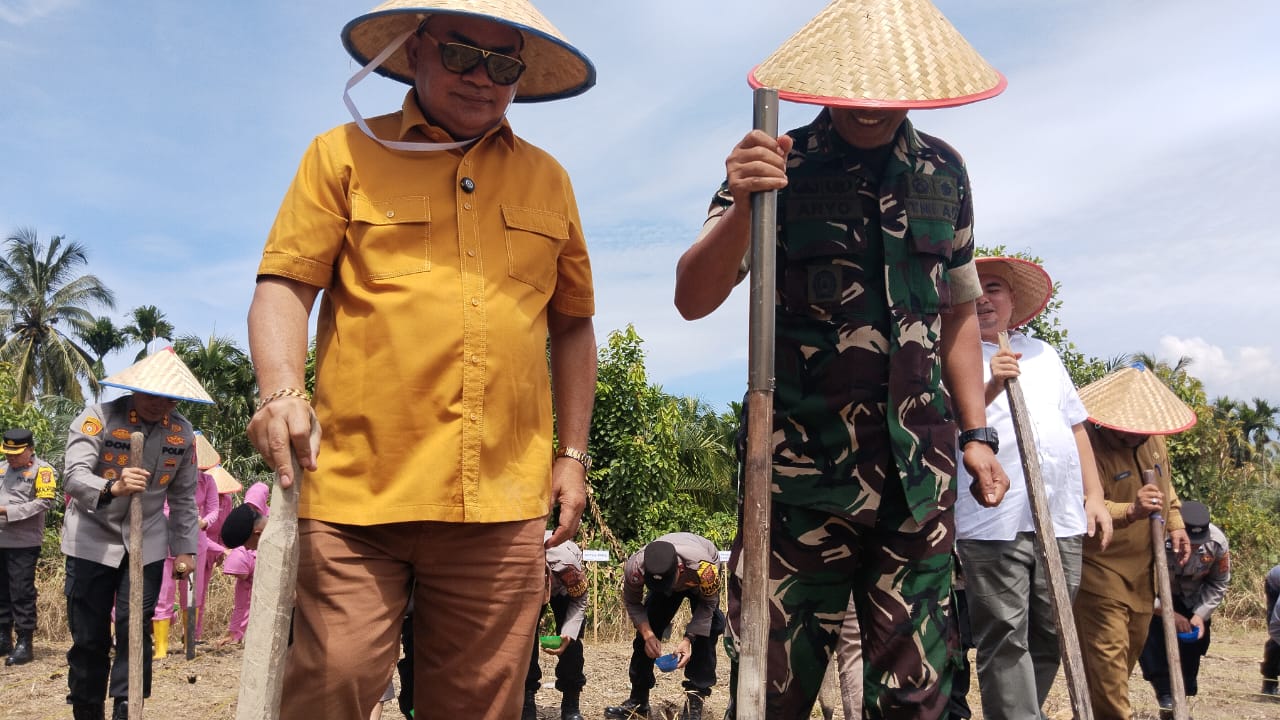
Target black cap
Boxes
[1,428,33,455]
[1181,501,1211,544]
[221,503,262,549]
[643,540,679,594]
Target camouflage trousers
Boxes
[726,500,956,719]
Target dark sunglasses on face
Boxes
[420,31,526,86]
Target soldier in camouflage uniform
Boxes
[673,1,1010,717]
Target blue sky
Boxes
[2,0,1278,411]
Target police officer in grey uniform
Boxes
[0,428,57,666]
[1138,500,1231,711]
[606,532,726,720]
[60,348,213,720]
[524,537,589,720]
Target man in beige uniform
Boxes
[1073,364,1194,720]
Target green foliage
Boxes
[173,333,267,479]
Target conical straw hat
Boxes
[975,257,1053,329]
[1077,364,1197,435]
[193,431,222,470]
[342,0,595,102]
[207,464,242,495]
[100,346,215,405]
[749,0,1006,109]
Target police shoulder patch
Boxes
[81,417,103,436]
[697,560,721,597]
[35,467,56,499]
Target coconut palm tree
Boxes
[173,333,259,469]
[0,228,115,403]
[77,315,126,379]
[122,305,174,361]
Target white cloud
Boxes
[0,0,75,26]
[1158,336,1280,402]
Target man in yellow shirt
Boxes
[246,2,597,718]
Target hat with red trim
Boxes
[1077,363,1197,436]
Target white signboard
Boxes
[718,550,732,563]
[582,549,610,563]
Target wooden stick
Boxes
[1144,469,1190,720]
[996,333,1093,720]
[236,418,316,720]
[128,432,145,720]
[736,86,779,720]
[175,561,196,660]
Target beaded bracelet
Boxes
[256,387,311,412]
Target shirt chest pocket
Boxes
[349,194,432,281]
[503,206,569,294]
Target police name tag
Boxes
[582,549,610,563]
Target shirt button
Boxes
[466,250,476,257]
[460,177,475,193]
[470,413,478,421]
[386,210,395,218]
[463,202,472,210]
[471,297,480,306]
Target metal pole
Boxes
[736,86,779,720]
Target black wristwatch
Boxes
[101,478,116,498]
[958,427,999,454]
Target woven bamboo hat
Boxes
[749,0,1006,109]
[193,431,222,470]
[342,0,595,102]
[1077,364,1197,435]
[101,347,214,405]
[975,257,1053,329]
[207,464,242,495]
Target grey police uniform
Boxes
[1138,521,1230,698]
[60,395,199,710]
[0,454,56,635]
[617,532,726,704]
[526,540,589,697]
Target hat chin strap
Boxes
[343,29,476,152]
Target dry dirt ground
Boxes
[4,620,1279,719]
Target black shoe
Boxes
[562,712,584,720]
[1156,694,1173,720]
[679,692,704,720]
[1264,678,1280,696]
[112,699,129,720]
[562,690,583,720]
[603,698,649,719]
[5,629,32,665]
[72,704,106,720]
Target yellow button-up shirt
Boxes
[259,91,594,525]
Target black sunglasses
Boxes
[420,31,526,86]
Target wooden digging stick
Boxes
[996,333,1093,720]
[1144,469,1190,720]
[236,418,316,720]
[128,431,145,720]
[737,86,779,720]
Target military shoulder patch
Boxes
[81,417,103,436]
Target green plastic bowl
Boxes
[539,635,563,650]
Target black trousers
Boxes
[64,555,163,705]
[0,546,40,631]
[526,593,587,694]
[1138,595,1212,697]
[627,589,726,700]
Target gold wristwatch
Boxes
[555,446,592,471]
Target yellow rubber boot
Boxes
[153,619,170,658]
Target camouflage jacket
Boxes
[710,111,980,523]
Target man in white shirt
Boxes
[954,257,1113,720]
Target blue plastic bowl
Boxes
[1176,628,1200,643]
[654,653,679,672]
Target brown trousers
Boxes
[1074,587,1153,720]
[281,517,546,720]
